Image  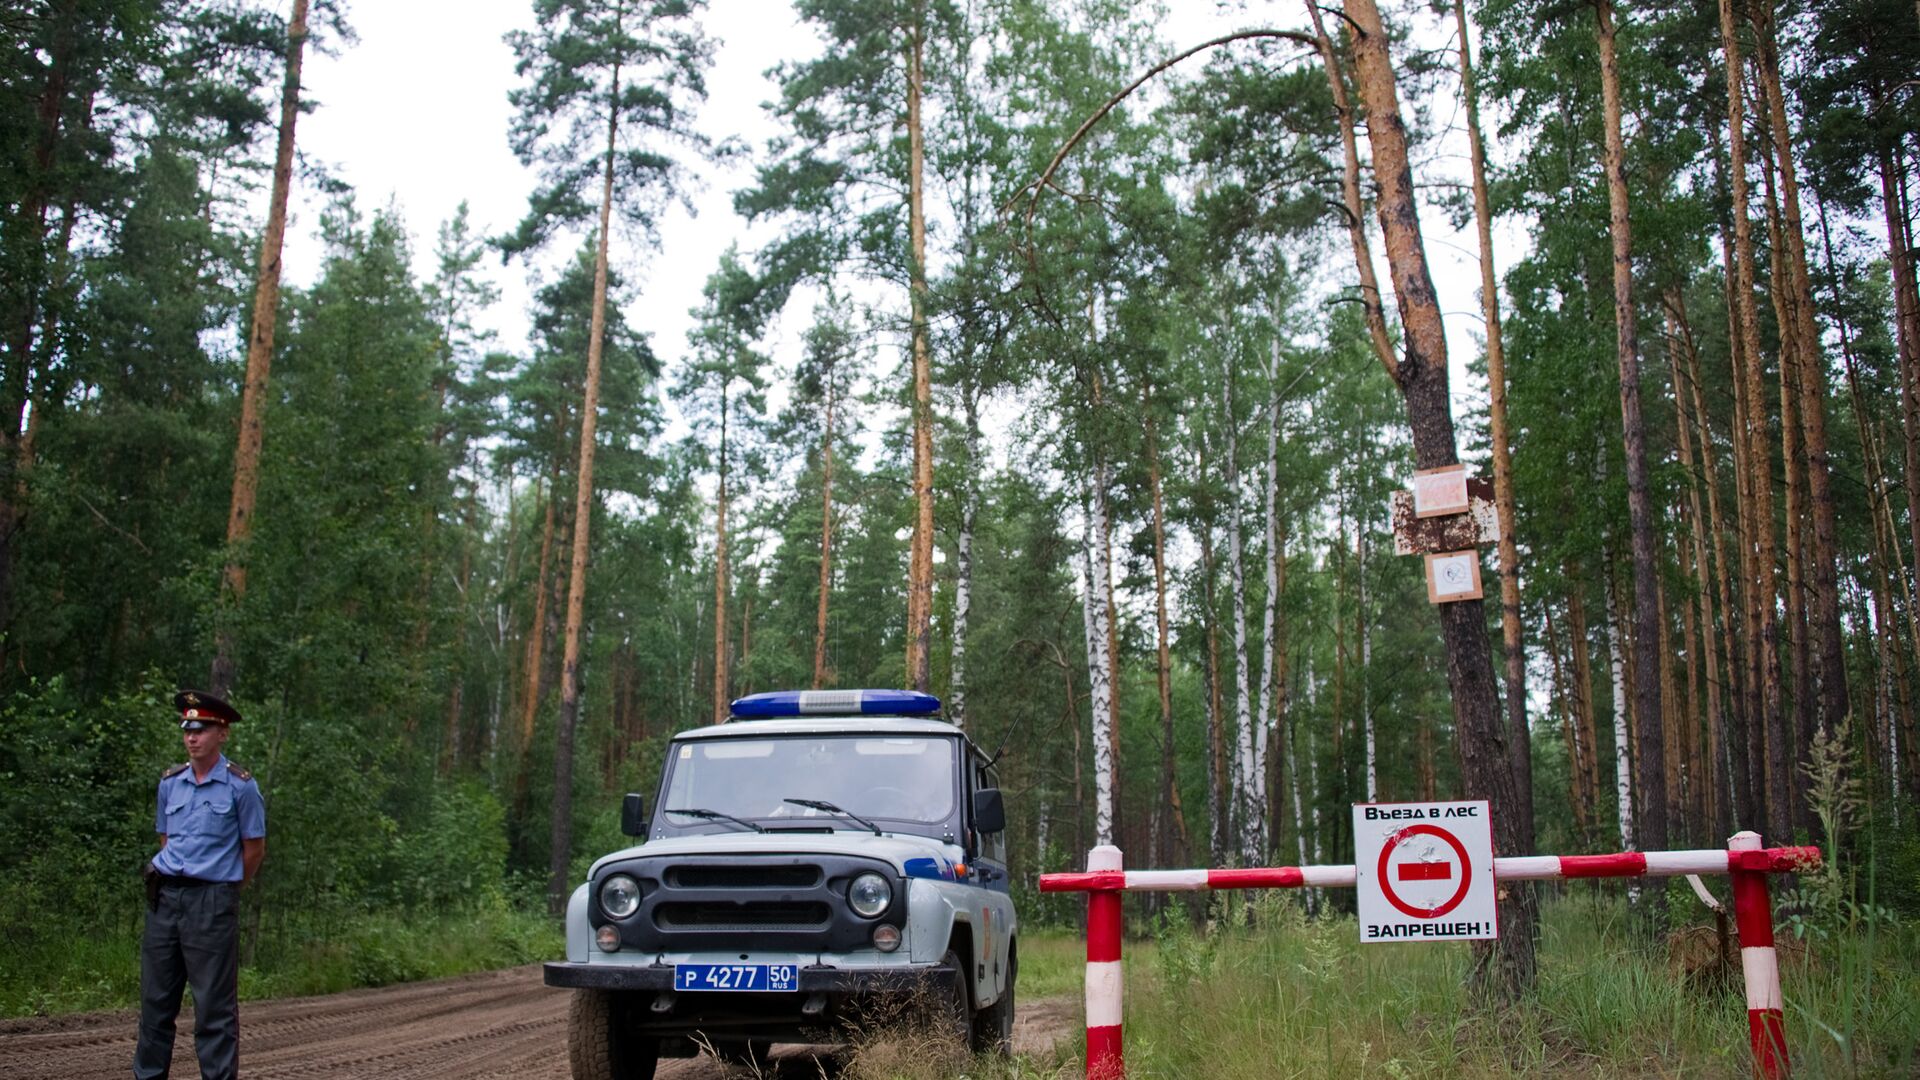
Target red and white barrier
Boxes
[1040,830,1818,1079]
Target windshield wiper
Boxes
[783,798,882,835]
[665,807,765,833]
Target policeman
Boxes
[133,690,266,1080]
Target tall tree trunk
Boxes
[1546,606,1593,846]
[1359,527,1375,802]
[1567,567,1602,845]
[814,375,837,690]
[1343,0,1533,996]
[948,386,978,724]
[1456,0,1532,847]
[1882,146,1920,637]
[1823,187,1920,798]
[1223,347,1258,860]
[1255,334,1284,843]
[1200,498,1228,862]
[1755,102,1813,836]
[713,393,730,726]
[1594,0,1668,866]
[547,55,621,913]
[1304,0,1397,382]
[903,19,935,693]
[1753,0,1846,749]
[210,0,310,697]
[1718,0,1784,838]
[1146,396,1186,863]
[1081,500,1115,847]
[1269,527,1294,849]
[1667,297,1729,839]
[1605,568,1636,854]
[0,10,81,667]
[520,476,558,756]
[1658,576,1686,842]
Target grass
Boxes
[1087,890,1920,1079]
[0,900,561,1017]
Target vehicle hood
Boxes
[587,830,965,879]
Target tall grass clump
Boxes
[1100,888,1918,1078]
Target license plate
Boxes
[674,963,799,992]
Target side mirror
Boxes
[972,788,1006,834]
[620,793,648,837]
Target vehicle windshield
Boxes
[660,734,958,832]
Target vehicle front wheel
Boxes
[568,989,659,1080]
[927,948,974,1048]
[970,945,1015,1056]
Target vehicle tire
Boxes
[970,944,1015,1056]
[927,948,974,1048]
[568,989,659,1080]
[711,1038,772,1071]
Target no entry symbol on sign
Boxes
[1354,800,1497,942]
[1378,823,1472,919]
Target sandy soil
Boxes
[0,965,1076,1078]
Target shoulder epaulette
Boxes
[226,762,252,782]
[162,762,190,779]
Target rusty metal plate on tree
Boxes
[1391,479,1498,556]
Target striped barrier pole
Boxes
[1730,831,1787,1079]
[1040,832,1817,1080]
[1084,844,1124,1080]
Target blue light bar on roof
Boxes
[729,689,943,719]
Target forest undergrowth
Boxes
[1081,890,1920,1079]
[0,897,562,1018]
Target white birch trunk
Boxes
[1205,651,1222,860]
[1361,527,1376,801]
[1605,580,1636,852]
[950,396,979,732]
[1307,718,1322,865]
[1226,439,1257,861]
[1082,501,1115,847]
[1289,667,1308,870]
[1254,336,1283,854]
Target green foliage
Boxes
[1112,896,1920,1078]
[10,0,1920,1043]
[499,0,720,257]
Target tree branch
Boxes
[1007,28,1320,231]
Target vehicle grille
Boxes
[654,901,831,931]
[666,864,821,890]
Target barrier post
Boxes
[1729,830,1788,1079]
[1085,844,1124,1080]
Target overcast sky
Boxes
[283,1,1500,447]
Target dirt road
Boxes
[0,966,1076,1078]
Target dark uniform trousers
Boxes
[134,880,241,1080]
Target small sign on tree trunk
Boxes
[1424,550,1483,603]
[1411,464,1470,518]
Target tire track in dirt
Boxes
[0,965,1077,1078]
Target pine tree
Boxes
[502,0,716,910]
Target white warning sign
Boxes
[1353,800,1497,942]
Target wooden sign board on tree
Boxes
[1425,551,1484,603]
[1412,464,1470,517]
[1390,481,1498,556]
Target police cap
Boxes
[174,689,241,730]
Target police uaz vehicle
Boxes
[544,689,1017,1077]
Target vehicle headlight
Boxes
[848,872,892,917]
[599,874,641,919]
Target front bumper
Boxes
[543,960,960,1044]
[542,960,956,995]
